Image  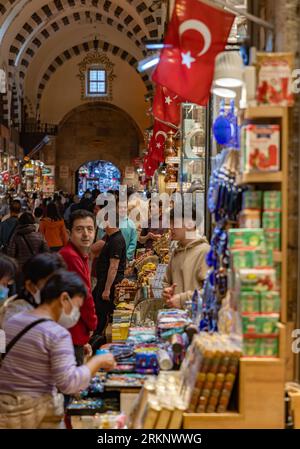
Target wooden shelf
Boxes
[236,171,283,185]
[245,106,286,119]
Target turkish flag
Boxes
[148,120,173,163]
[152,0,235,105]
[143,154,158,178]
[152,85,183,126]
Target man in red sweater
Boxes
[60,209,98,365]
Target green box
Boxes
[240,292,260,313]
[243,191,262,210]
[242,315,260,334]
[260,338,279,357]
[229,229,265,250]
[231,250,254,270]
[256,315,279,335]
[260,291,281,313]
[263,211,281,230]
[253,249,274,268]
[263,191,282,211]
[243,338,261,357]
[265,231,281,251]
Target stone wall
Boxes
[54,102,141,192]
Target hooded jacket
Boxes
[7,224,49,267]
[164,237,210,308]
[39,218,68,248]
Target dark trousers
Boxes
[93,279,121,336]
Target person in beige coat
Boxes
[163,207,210,309]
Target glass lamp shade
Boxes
[214,51,244,88]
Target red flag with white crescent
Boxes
[152,0,235,105]
[152,85,183,126]
[149,120,173,163]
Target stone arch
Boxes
[55,102,141,192]
[35,40,153,112]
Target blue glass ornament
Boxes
[213,100,232,145]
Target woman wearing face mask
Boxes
[0,255,17,303]
[0,270,116,429]
[0,253,66,328]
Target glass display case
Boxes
[181,103,210,235]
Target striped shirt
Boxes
[0,311,91,397]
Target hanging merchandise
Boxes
[226,100,240,150]
[213,100,233,146]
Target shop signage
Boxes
[59,165,69,179]
[124,166,135,179]
[42,165,55,177]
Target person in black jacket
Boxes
[0,200,21,250]
[7,212,49,268]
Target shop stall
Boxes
[22,159,44,192]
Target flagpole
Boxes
[198,0,274,30]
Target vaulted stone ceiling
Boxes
[0,0,165,126]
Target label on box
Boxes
[242,124,280,173]
[166,183,179,190]
[166,157,180,164]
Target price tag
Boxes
[166,183,179,189]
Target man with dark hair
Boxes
[163,206,210,309]
[92,215,126,340]
[0,200,21,249]
[60,210,98,364]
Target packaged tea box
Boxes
[243,338,261,357]
[229,229,265,250]
[263,191,282,211]
[243,191,262,210]
[260,291,280,313]
[260,338,279,357]
[265,231,281,251]
[240,292,260,313]
[263,211,281,230]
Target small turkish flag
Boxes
[143,154,158,178]
[152,0,235,105]
[149,120,172,163]
[152,85,183,126]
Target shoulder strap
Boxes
[1,318,51,365]
[21,233,35,255]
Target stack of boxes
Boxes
[229,228,280,357]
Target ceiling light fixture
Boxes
[214,51,244,88]
[137,53,160,72]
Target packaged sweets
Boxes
[264,231,281,251]
[263,191,282,211]
[239,209,261,229]
[260,291,281,313]
[242,124,280,173]
[242,315,260,334]
[240,292,260,313]
[228,229,265,250]
[242,191,262,210]
[260,337,279,357]
[231,249,273,270]
[256,315,279,335]
[237,268,277,292]
[263,211,281,230]
[243,338,261,357]
[256,52,294,107]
